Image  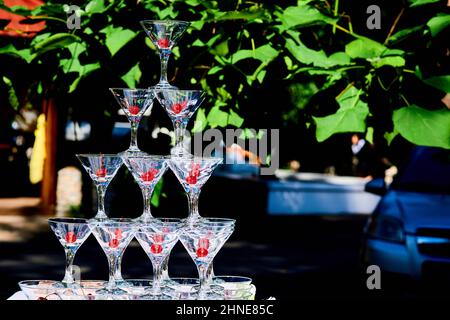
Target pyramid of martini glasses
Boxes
[17,20,255,301]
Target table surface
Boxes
[8,291,27,300]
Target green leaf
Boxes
[213,8,268,21]
[366,127,374,144]
[370,56,405,68]
[424,75,450,92]
[0,44,35,63]
[313,87,369,142]
[229,44,278,64]
[286,38,350,67]
[85,0,106,14]
[121,63,142,88]
[2,76,20,111]
[33,33,81,55]
[384,129,399,146]
[151,177,164,207]
[387,25,424,44]
[228,109,244,127]
[101,26,136,56]
[192,108,207,133]
[345,37,387,59]
[408,0,441,7]
[58,43,100,92]
[209,40,229,57]
[427,14,450,37]
[207,106,228,128]
[276,3,337,30]
[393,105,450,149]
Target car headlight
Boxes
[366,215,405,243]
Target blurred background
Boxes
[0,0,449,299]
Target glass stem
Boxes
[187,191,200,221]
[152,262,163,295]
[62,249,76,284]
[129,121,139,151]
[161,254,170,281]
[196,261,213,298]
[114,254,124,281]
[96,184,107,219]
[107,254,119,290]
[159,49,171,84]
[140,187,154,221]
[172,119,187,154]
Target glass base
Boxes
[115,280,133,288]
[96,287,128,296]
[197,291,223,300]
[134,214,154,223]
[150,82,177,90]
[170,145,191,157]
[54,281,78,289]
[118,149,149,157]
[140,292,173,300]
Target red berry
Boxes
[186,175,197,185]
[152,234,165,243]
[171,100,188,114]
[109,238,119,248]
[172,103,183,114]
[150,243,163,254]
[198,238,210,249]
[157,38,170,49]
[37,297,47,300]
[128,106,140,115]
[65,232,77,243]
[196,247,208,258]
[114,228,123,240]
[141,168,158,182]
[96,168,106,177]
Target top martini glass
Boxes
[155,89,206,156]
[140,20,190,89]
[110,88,155,156]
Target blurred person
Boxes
[350,134,387,179]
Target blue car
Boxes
[363,147,450,283]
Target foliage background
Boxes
[0,0,449,168]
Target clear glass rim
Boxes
[89,218,136,225]
[109,88,155,93]
[169,155,223,162]
[140,19,190,26]
[213,276,253,284]
[198,217,236,224]
[154,88,205,94]
[76,153,122,158]
[121,154,170,160]
[19,280,60,288]
[48,217,88,224]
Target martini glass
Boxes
[168,156,223,222]
[48,218,91,287]
[155,90,206,156]
[110,88,155,156]
[179,218,236,299]
[135,218,183,299]
[121,155,168,222]
[140,20,190,89]
[89,218,136,296]
[76,154,123,220]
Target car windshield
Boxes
[392,147,450,194]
